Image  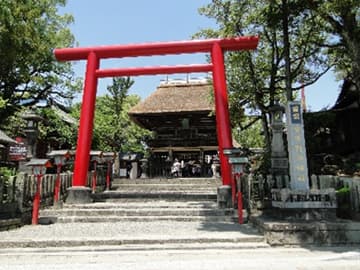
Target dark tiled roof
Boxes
[332,78,359,110]
[0,129,16,144]
[129,82,214,115]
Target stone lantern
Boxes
[25,158,51,225]
[102,152,116,190]
[139,158,149,178]
[223,148,249,224]
[47,150,71,204]
[269,102,288,174]
[90,150,103,193]
[22,108,43,159]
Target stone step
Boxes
[111,187,217,193]
[92,191,217,201]
[39,208,248,224]
[0,218,22,232]
[45,215,239,223]
[112,177,221,185]
[0,217,264,248]
[113,183,217,186]
[40,208,234,217]
[112,184,217,190]
[0,235,267,249]
[59,201,219,209]
[0,221,264,249]
[0,242,270,252]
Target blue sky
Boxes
[60,0,341,112]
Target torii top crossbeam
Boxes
[54,36,259,200]
[54,37,258,61]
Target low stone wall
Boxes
[0,175,23,230]
[251,213,360,246]
[248,174,360,220]
[313,175,360,220]
[249,174,360,245]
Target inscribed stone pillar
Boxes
[286,101,309,190]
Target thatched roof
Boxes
[129,82,213,115]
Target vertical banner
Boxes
[286,101,309,190]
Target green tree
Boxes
[1,109,26,139]
[92,95,151,153]
[38,106,78,150]
[308,1,360,91]
[234,117,265,149]
[2,105,77,149]
[106,77,133,151]
[0,0,80,125]
[87,78,151,153]
[196,0,330,149]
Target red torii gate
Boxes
[54,36,259,203]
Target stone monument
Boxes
[253,101,359,246]
[271,101,337,220]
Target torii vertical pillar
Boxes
[211,43,233,186]
[66,52,99,204]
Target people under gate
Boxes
[171,158,181,177]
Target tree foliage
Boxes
[308,0,360,90]
[38,106,78,150]
[0,0,80,126]
[196,0,356,149]
[1,104,77,157]
[234,117,265,149]
[82,78,151,153]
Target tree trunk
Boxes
[261,111,271,153]
[282,0,292,102]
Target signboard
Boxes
[271,158,288,169]
[286,101,309,190]
[289,103,302,124]
[119,168,127,177]
[9,137,27,161]
[228,157,248,164]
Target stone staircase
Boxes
[40,177,233,223]
[33,177,268,249]
[40,201,237,223]
[97,177,220,200]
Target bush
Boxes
[336,186,351,219]
[0,167,16,203]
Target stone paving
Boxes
[0,177,360,269]
[0,244,359,270]
[0,220,265,248]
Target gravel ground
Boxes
[0,221,261,241]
